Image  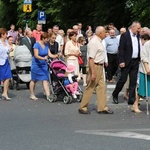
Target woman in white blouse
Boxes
[64,31,81,79]
[132,34,150,113]
[0,28,12,100]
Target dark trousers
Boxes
[106,53,118,80]
[80,66,87,74]
[112,59,139,103]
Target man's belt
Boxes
[94,63,103,66]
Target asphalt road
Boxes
[0,81,150,150]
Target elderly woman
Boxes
[86,30,93,44]
[0,28,13,100]
[132,34,150,113]
[30,32,59,101]
[64,31,80,79]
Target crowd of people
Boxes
[0,21,150,115]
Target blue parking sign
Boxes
[38,11,46,24]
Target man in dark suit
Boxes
[112,21,141,105]
[78,23,86,37]
[19,29,36,56]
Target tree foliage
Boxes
[0,0,149,31]
[127,0,150,27]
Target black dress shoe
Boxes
[98,110,114,114]
[78,109,90,114]
[112,95,118,104]
[128,102,140,106]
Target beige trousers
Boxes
[79,64,108,112]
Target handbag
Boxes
[8,57,16,71]
[78,56,83,65]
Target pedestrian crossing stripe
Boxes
[75,129,150,140]
[107,85,116,88]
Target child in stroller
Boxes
[49,60,82,104]
[64,64,80,99]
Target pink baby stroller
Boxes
[48,59,83,104]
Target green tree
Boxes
[127,0,150,27]
[0,0,150,31]
[0,0,18,28]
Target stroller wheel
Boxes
[16,84,20,90]
[53,95,57,102]
[77,94,83,102]
[47,95,55,103]
[63,96,70,104]
[68,96,73,104]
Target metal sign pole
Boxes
[23,0,32,29]
[26,22,28,29]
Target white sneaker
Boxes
[77,77,81,81]
[83,84,87,87]
[75,91,80,95]
[72,94,77,99]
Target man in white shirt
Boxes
[116,27,126,42]
[73,25,83,40]
[52,25,64,54]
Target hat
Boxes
[66,64,75,73]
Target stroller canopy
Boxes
[14,45,32,67]
[50,60,67,77]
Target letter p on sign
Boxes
[38,11,46,24]
[40,12,44,18]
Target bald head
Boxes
[109,29,115,37]
[73,25,78,34]
[95,26,105,34]
[26,29,32,38]
[24,28,31,36]
[95,26,106,39]
[120,27,126,34]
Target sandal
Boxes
[30,95,38,101]
[131,107,142,113]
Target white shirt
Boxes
[68,73,74,83]
[129,30,139,58]
[87,35,105,64]
[56,34,64,52]
[116,34,121,43]
[102,40,108,63]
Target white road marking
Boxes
[107,85,116,88]
[75,129,150,140]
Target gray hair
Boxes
[73,25,78,29]
[131,21,141,27]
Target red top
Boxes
[32,30,43,41]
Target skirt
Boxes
[0,59,12,81]
[138,72,150,97]
[31,63,49,81]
